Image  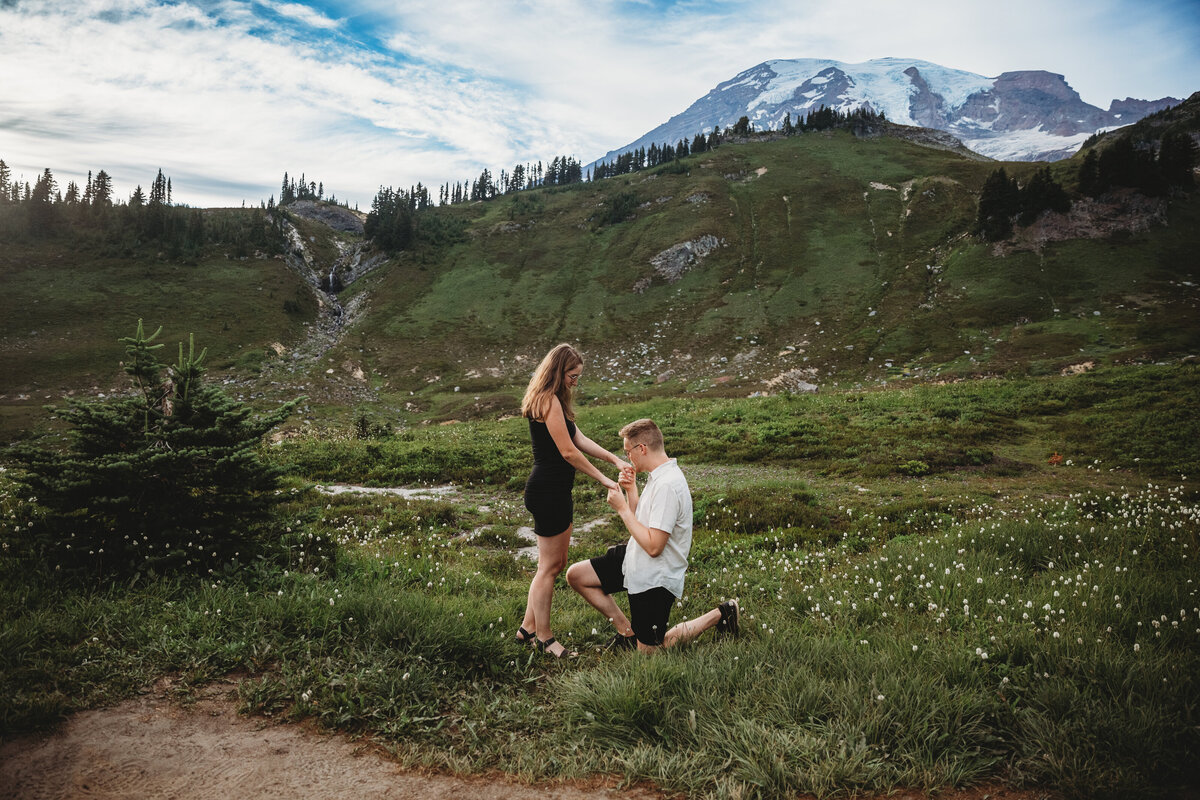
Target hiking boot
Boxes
[604,632,637,652]
[717,599,740,636]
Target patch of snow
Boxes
[751,57,994,125]
[960,126,1108,161]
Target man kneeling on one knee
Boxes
[566,418,739,653]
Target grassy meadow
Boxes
[0,239,317,429]
[2,364,1197,799]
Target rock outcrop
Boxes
[635,235,722,292]
[286,200,366,234]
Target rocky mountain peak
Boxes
[992,70,1082,102]
[590,58,1185,168]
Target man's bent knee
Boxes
[565,561,588,589]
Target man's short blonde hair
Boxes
[619,418,664,451]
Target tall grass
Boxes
[549,485,1198,798]
[2,477,1196,797]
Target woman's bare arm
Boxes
[573,427,631,472]
[544,399,619,489]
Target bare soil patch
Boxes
[0,680,658,800]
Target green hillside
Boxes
[312,122,1200,425]
[2,113,1198,438]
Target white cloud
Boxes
[258,0,341,30]
[0,0,532,207]
[0,0,1195,208]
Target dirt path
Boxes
[0,681,1075,800]
[0,679,1081,800]
[0,681,659,800]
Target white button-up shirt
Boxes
[622,458,692,597]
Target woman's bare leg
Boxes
[523,526,571,655]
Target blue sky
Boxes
[1,0,1197,209]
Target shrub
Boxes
[6,321,299,580]
[897,459,930,476]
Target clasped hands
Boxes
[606,464,637,511]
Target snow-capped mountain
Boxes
[593,58,1181,167]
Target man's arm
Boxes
[607,487,669,557]
[619,466,639,514]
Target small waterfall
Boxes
[325,266,342,294]
[270,217,382,372]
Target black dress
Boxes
[524,417,576,536]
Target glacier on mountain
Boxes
[749,57,994,126]
[589,57,1180,170]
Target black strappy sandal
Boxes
[536,637,576,659]
[515,626,536,646]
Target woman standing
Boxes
[517,343,628,658]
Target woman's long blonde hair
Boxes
[521,343,582,422]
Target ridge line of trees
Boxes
[975,128,1196,242]
[362,104,889,252]
[0,159,287,258]
[1076,132,1196,198]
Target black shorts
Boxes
[589,543,675,646]
[524,471,574,537]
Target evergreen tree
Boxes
[149,168,169,206]
[31,167,56,202]
[8,321,299,580]
[92,170,113,207]
[1097,138,1138,191]
[1019,167,1071,224]
[975,167,1021,241]
[565,156,582,184]
[1095,137,1164,194]
[28,168,59,235]
[364,186,414,251]
[508,164,525,194]
[1077,150,1101,196]
[1158,131,1197,188]
[0,159,9,204]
